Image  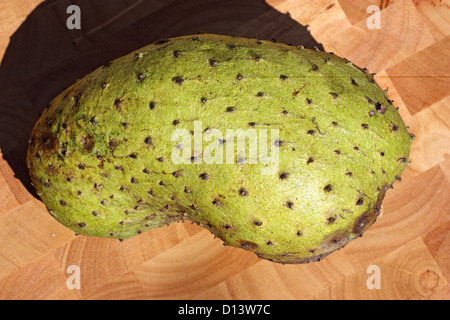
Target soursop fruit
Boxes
[27,34,413,264]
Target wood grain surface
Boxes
[0,0,448,300]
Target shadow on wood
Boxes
[0,0,322,198]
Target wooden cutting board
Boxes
[0,0,448,300]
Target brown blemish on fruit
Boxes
[108,139,119,152]
[172,170,181,178]
[114,98,123,111]
[173,76,184,85]
[279,172,289,180]
[353,187,387,234]
[285,201,294,209]
[330,92,338,99]
[376,103,386,114]
[253,220,263,226]
[239,240,258,249]
[39,132,59,153]
[145,136,153,145]
[239,188,248,196]
[81,134,95,153]
[318,230,350,252]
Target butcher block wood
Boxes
[0,0,449,300]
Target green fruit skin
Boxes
[27,34,412,264]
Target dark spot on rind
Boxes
[145,136,152,145]
[366,96,375,105]
[114,98,123,111]
[323,184,332,192]
[279,172,289,180]
[173,77,184,85]
[238,188,248,196]
[39,132,59,152]
[239,240,258,249]
[286,201,294,209]
[155,39,169,45]
[172,170,181,178]
[376,103,386,114]
[353,187,387,234]
[81,134,95,153]
[274,139,283,147]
